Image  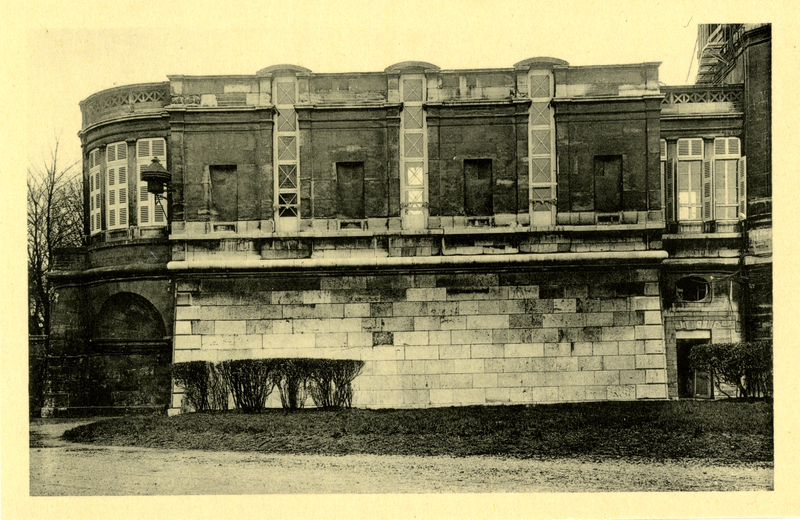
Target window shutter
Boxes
[729,138,740,156]
[137,140,150,159]
[714,137,741,158]
[714,138,726,156]
[738,156,747,219]
[89,148,102,234]
[678,138,703,159]
[665,158,676,222]
[702,160,713,221]
[660,139,667,161]
[691,139,703,157]
[106,141,129,230]
[137,138,167,226]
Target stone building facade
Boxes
[46,24,771,415]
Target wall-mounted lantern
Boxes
[141,157,171,197]
[141,157,171,225]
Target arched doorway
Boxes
[88,292,171,413]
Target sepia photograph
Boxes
[4,1,797,518]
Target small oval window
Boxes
[675,276,710,302]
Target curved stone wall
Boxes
[80,82,170,130]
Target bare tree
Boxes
[27,139,84,337]
[28,139,84,415]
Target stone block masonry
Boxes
[173,267,667,408]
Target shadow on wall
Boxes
[86,292,171,413]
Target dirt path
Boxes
[30,420,773,495]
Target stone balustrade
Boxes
[660,85,744,116]
[80,82,170,129]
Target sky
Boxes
[20,1,713,170]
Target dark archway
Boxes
[86,292,171,413]
[93,292,167,342]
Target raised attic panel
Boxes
[554,63,661,98]
[168,76,261,106]
[436,70,516,102]
[309,74,388,104]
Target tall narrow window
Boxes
[464,159,493,217]
[210,165,238,222]
[106,142,128,230]
[89,148,102,234]
[713,160,737,220]
[400,74,427,229]
[336,162,365,219]
[594,155,623,212]
[137,138,167,227]
[676,138,703,221]
[528,71,555,226]
[714,138,741,221]
[274,78,300,232]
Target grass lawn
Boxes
[62,400,772,463]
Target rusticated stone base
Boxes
[171,265,667,409]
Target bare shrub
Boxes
[172,361,228,412]
[271,359,310,409]
[307,359,365,408]
[690,340,772,398]
[218,359,279,412]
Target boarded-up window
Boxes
[210,165,238,222]
[464,159,492,217]
[336,162,365,219]
[594,156,622,212]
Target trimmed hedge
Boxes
[172,358,365,412]
[689,340,772,398]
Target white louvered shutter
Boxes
[713,138,741,221]
[738,156,747,219]
[714,137,740,158]
[678,138,704,160]
[106,142,128,230]
[89,149,102,234]
[702,160,713,222]
[137,138,168,226]
[665,158,676,222]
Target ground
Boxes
[30,419,772,495]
